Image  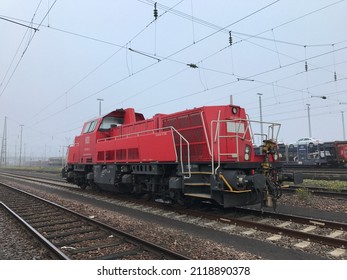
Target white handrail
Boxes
[170,126,191,179]
[210,118,281,175]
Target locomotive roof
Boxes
[84,108,146,126]
[84,105,245,124]
[85,108,133,122]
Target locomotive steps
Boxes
[182,171,212,199]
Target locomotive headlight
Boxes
[245,145,251,161]
[232,107,238,114]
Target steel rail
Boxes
[170,206,347,248]
[2,172,346,249]
[0,202,70,260]
[0,182,190,260]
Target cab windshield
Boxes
[83,120,98,133]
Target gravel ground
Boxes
[0,178,260,260]
[280,193,347,213]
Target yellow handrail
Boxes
[219,174,252,193]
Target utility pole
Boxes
[97,98,104,116]
[257,93,263,142]
[19,125,24,167]
[0,116,7,167]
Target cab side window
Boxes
[99,116,124,131]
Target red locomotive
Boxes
[63,104,299,209]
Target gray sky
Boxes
[1,0,347,159]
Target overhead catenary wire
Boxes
[0,27,31,93]
[139,44,347,111]
[26,0,281,128]
[24,0,185,124]
[139,0,345,48]
[4,0,343,92]
[162,0,281,60]
[0,0,58,98]
[271,29,281,67]
[2,1,346,148]
[332,44,338,82]
[159,0,347,85]
[51,2,344,139]
[0,16,39,31]
[34,41,347,134]
[153,2,158,55]
[190,0,196,44]
[28,7,345,136]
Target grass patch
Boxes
[0,166,61,174]
[295,187,313,202]
[302,179,347,192]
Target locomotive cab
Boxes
[98,108,145,132]
[65,108,145,184]
[67,109,145,161]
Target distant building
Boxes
[48,157,64,166]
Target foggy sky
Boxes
[1,0,347,159]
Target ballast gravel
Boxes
[0,206,55,260]
[0,178,260,260]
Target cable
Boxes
[4,1,346,146]
[164,0,281,60]
[25,0,185,125]
[0,0,58,98]
[0,28,30,94]
[0,16,39,31]
[139,0,345,48]
[31,24,347,132]
[20,0,57,56]
[26,0,281,128]
[139,44,347,111]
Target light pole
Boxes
[0,116,7,167]
[307,96,327,138]
[342,111,346,140]
[19,124,24,167]
[339,102,347,140]
[97,98,104,116]
[257,93,263,142]
[306,104,311,138]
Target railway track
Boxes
[0,202,69,260]
[130,204,347,258]
[97,198,347,258]
[0,182,189,260]
[223,207,347,248]
[2,170,346,204]
[284,168,347,181]
[1,171,346,258]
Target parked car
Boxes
[296,137,320,145]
